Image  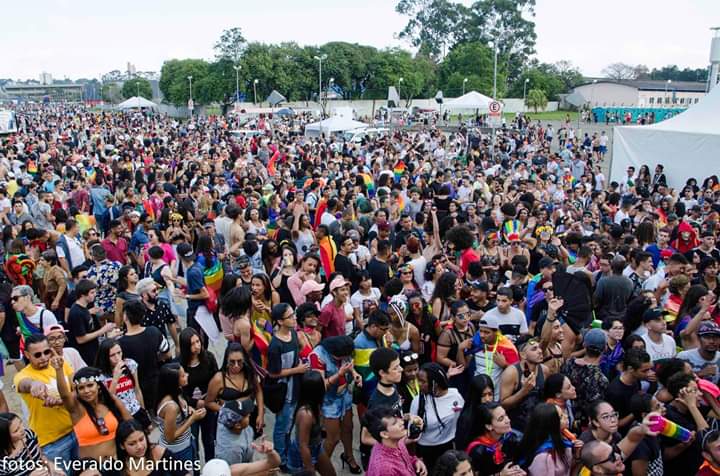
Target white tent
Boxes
[117,96,158,110]
[444,91,494,111]
[304,116,368,137]
[611,86,720,189]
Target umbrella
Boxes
[552,270,593,331]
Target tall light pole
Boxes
[462,77,468,95]
[313,54,328,117]
[398,77,404,107]
[522,78,530,110]
[187,75,193,117]
[136,81,140,99]
[328,77,334,105]
[233,65,241,103]
[489,42,498,99]
[253,79,259,105]
[665,79,672,107]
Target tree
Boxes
[438,42,501,97]
[121,78,153,99]
[552,60,583,90]
[525,88,547,112]
[601,62,637,80]
[396,0,469,60]
[101,83,122,103]
[159,59,213,106]
[214,27,247,62]
[633,64,650,80]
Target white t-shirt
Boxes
[409,256,428,288]
[483,306,528,342]
[642,333,677,362]
[350,288,381,323]
[410,388,464,446]
[63,347,87,373]
[25,307,58,329]
[56,235,85,271]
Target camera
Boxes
[406,419,422,440]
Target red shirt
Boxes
[102,237,129,264]
[319,300,347,339]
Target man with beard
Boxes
[678,321,720,385]
[137,278,179,352]
[499,337,548,432]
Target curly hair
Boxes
[445,225,475,251]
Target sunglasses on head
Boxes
[402,353,419,363]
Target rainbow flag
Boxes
[502,219,521,243]
[75,214,96,234]
[360,173,375,197]
[27,160,38,176]
[469,331,519,367]
[267,150,280,176]
[142,200,155,221]
[203,259,224,292]
[393,160,406,183]
[318,236,336,279]
[396,194,405,212]
[251,316,273,368]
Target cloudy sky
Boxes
[1,0,718,80]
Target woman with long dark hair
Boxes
[518,403,580,476]
[114,265,140,326]
[406,291,441,366]
[51,359,131,460]
[464,403,523,476]
[250,273,278,366]
[271,245,298,307]
[287,371,335,475]
[431,450,474,476]
[178,327,219,461]
[95,339,149,430]
[156,362,206,463]
[542,373,578,435]
[410,363,464,471]
[261,239,282,276]
[455,374,496,452]
[206,343,264,437]
[431,272,459,324]
[0,412,56,476]
[114,419,186,476]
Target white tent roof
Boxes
[117,96,157,109]
[444,91,494,111]
[305,116,368,134]
[611,86,720,188]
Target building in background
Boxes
[2,82,84,102]
[39,72,52,85]
[572,79,706,108]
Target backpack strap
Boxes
[39,309,45,332]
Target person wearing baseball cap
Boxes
[44,324,86,373]
[318,276,351,338]
[641,308,676,362]
[300,280,325,308]
[471,310,520,399]
[678,321,720,384]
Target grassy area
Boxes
[503,110,579,121]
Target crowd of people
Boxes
[0,102,719,476]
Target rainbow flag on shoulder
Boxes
[393,160,406,183]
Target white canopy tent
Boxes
[444,91,494,111]
[611,86,720,189]
[117,96,158,110]
[304,116,368,138]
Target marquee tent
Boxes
[611,86,720,189]
[117,96,157,110]
[444,91,494,111]
[304,116,367,137]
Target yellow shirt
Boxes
[13,363,73,446]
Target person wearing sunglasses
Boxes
[51,356,132,461]
[13,334,76,467]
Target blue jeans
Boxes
[42,432,78,470]
[273,400,296,465]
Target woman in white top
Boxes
[410,363,464,471]
[292,212,316,258]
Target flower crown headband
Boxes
[73,375,103,384]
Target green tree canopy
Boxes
[439,42,503,97]
[159,59,212,106]
[526,88,547,112]
[121,78,152,100]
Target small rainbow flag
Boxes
[203,259,224,292]
[267,150,280,176]
[360,173,375,197]
[394,160,406,183]
[396,194,405,212]
[75,214,96,234]
[27,160,38,175]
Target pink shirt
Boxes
[143,242,176,265]
[367,440,418,476]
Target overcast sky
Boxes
[1,0,718,81]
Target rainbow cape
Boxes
[360,173,375,197]
[469,331,518,364]
[203,259,224,292]
[318,236,337,279]
[267,150,280,176]
[393,160,406,183]
[75,214,96,234]
[251,314,274,368]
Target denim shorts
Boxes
[321,391,352,419]
[287,439,323,472]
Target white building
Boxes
[39,72,52,85]
[572,79,707,108]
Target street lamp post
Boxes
[136,82,140,99]
[233,65,241,103]
[522,78,530,111]
[462,77,468,95]
[665,79,672,107]
[313,54,328,117]
[489,41,498,99]
[187,75,193,117]
[253,79,259,105]
[328,77,334,106]
[398,77,404,107]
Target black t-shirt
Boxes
[267,330,300,402]
[468,432,520,476]
[67,303,100,364]
[368,386,402,415]
[624,430,663,476]
[662,404,702,475]
[606,376,640,427]
[367,258,391,290]
[334,254,355,281]
[119,327,168,407]
[181,353,219,408]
